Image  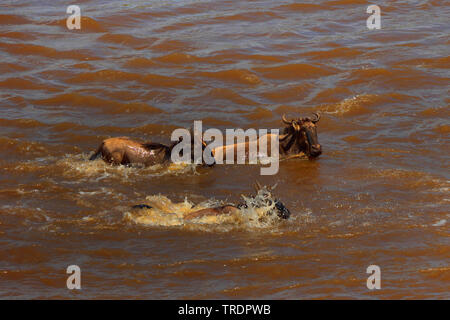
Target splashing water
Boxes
[123,186,285,231]
[55,154,199,181]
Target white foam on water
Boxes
[55,153,199,182]
[432,219,446,227]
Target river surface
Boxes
[0,0,449,299]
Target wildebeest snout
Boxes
[310,144,322,157]
[275,200,290,219]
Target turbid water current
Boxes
[0,0,449,299]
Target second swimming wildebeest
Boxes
[132,182,291,221]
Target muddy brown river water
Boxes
[0,0,449,299]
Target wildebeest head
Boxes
[280,112,322,158]
[238,182,290,219]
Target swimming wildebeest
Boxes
[132,182,291,220]
[89,113,322,166]
[211,112,322,162]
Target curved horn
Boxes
[311,112,321,123]
[254,181,262,192]
[282,114,292,125]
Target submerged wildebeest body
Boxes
[181,200,290,220]
[132,183,291,220]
